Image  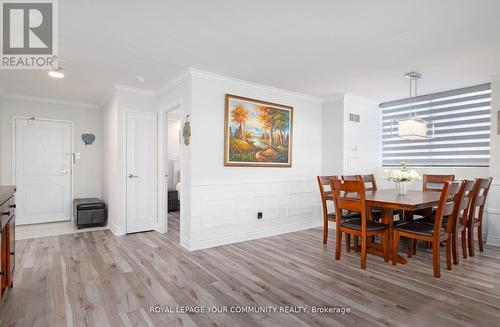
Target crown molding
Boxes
[187,68,323,102]
[3,93,97,108]
[322,93,345,103]
[344,93,380,106]
[156,68,191,95]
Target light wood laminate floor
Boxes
[1,212,500,327]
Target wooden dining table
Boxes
[364,189,442,264]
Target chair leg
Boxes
[323,217,328,244]
[468,226,475,257]
[407,239,414,258]
[461,230,468,259]
[345,233,351,253]
[392,231,400,265]
[354,236,359,252]
[478,224,484,252]
[361,236,367,270]
[382,231,389,262]
[445,239,452,271]
[432,241,441,278]
[335,229,342,260]
[413,240,417,255]
[452,231,459,265]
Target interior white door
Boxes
[126,111,157,233]
[15,118,72,225]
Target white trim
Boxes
[188,68,323,102]
[3,93,97,109]
[181,220,321,251]
[12,116,74,223]
[113,84,156,96]
[157,69,191,95]
[322,93,345,103]
[486,234,500,247]
[108,220,126,236]
[192,178,315,187]
[158,99,184,235]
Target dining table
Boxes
[364,189,442,264]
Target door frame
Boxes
[11,116,74,223]
[123,109,158,234]
[158,99,183,234]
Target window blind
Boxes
[380,83,491,167]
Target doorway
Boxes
[158,100,183,238]
[14,118,73,225]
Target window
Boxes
[380,83,491,167]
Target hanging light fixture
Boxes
[391,72,434,140]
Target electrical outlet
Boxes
[257,212,263,219]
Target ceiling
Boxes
[1,0,499,104]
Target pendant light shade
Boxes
[391,72,434,140]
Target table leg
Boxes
[382,207,408,264]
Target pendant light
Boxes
[391,72,434,140]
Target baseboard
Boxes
[486,234,500,247]
[182,220,322,251]
[108,220,126,236]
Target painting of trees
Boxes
[231,104,248,139]
[225,94,293,167]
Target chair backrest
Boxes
[342,174,377,191]
[458,180,479,228]
[330,179,368,232]
[433,181,463,237]
[317,176,339,217]
[470,177,493,224]
[443,181,467,235]
[423,174,455,192]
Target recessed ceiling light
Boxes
[48,67,64,79]
[136,76,146,83]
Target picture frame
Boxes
[224,94,293,167]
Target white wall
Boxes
[486,79,500,246]
[0,95,102,199]
[321,98,343,175]
[185,70,323,250]
[342,94,380,175]
[100,91,118,232]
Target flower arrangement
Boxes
[386,162,421,195]
[386,162,421,182]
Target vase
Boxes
[395,181,409,195]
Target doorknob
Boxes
[128,174,139,178]
[59,169,69,174]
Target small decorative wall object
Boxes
[224,94,293,167]
[183,115,191,146]
[81,133,95,146]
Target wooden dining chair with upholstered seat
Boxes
[466,177,493,256]
[393,181,464,277]
[317,176,361,244]
[330,178,390,269]
[413,174,456,218]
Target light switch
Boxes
[75,152,81,160]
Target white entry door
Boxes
[126,111,157,233]
[15,118,72,225]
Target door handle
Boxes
[59,169,69,174]
[128,174,139,178]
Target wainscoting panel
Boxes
[187,179,322,250]
[486,180,500,246]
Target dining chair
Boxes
[342,175,382,219]
[413,174,456,218]
[456,180,480,260]
[393,181,463,278]
[330,178,390,269]
[317,176,361,244]
[466,177,493,256]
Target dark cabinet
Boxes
[0,186,16,300]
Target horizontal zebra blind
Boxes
[381,83,491,167]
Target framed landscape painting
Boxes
[224,94,293,167]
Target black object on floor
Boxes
[168,190,180,212]
[73,198,107,229]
